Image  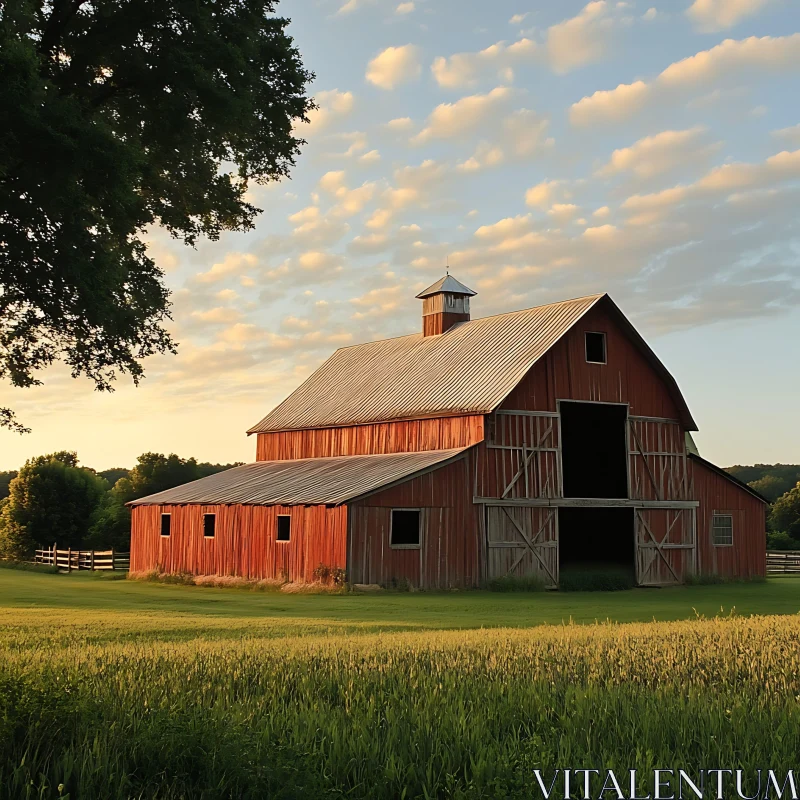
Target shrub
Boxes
[767,531,800,551]
[486,575,547,592]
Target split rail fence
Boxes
[766,550,800,575]
[35,546,130,573]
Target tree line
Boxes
[0,452,241,560]
[725,464,800,550]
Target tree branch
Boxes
[38,0,89,58]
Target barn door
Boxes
[628,417,689,501]
[486,506,558,588]
[635,508,696,586]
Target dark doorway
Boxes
[560,401,628,498]
[558,507,635,575]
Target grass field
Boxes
[1,568,799,799]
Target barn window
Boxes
[712,514,733,546]
[585,331,607,364]
[277,515,291,542]
[203,513,216,538]
[390,509,421,548]
[160,514,171,537]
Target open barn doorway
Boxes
[559,401,628,499]
[558,507,636,588]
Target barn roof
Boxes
[416,275,477,298]
[688,453,769,504]
[248,293,698,434]
[128,448,468,507]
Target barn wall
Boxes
[500,304,685,421]
[130,503,348,582]
[256,416,484,461]
[690,459,766,578]
[348,453,482,589]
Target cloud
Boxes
[595,127,723,180]
[385,116,414,131]
[546,1,616,74]
[196,252,259,284]
[431,41,535,89]
[509,12,529,25]
[570,34,800,126]
[773,123,800,146]
[525,180,563,209]
[366,45,421,89]
[412,87,513,143]
[686,0,776,32]
[396,1,414,13]
[306,89,355,132]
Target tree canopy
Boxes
[769,482,800,541]
[0,451,107,558]
[0,0,313,431]
[725,464,800,503]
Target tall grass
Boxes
[0,612,798,799]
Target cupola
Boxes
[416,274,476,336]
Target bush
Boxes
[767,531,800,551]
[559,567,634,592]
[486,575,547,592]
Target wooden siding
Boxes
[500,304,685,420]
[256,416,484,461]
[130,503,347,582]
[690,459,766,578]
[348,453,482,589]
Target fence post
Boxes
[52,543,56,567]
[111,548,115,571]
[90,550,94,571]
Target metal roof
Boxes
[129,449,468,507]
[248,294,605,434]
[416,274,477,298]
[247,292,698,434]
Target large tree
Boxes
[0,0,313,431]
[0,451,107,558]
[770,482,800,540]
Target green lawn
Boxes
[2,566,800,798]
[1,566,798,640]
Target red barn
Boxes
[130,276,766,587]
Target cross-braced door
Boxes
[635,507,696,585]
[486,506,558,587]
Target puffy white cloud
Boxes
[366,45,421,90]
[509,12,529,24]
[595,127,722,180]
[525,180,563,209]
[360,149,381,163]
[196,252,259,284]
[546,1,616,74]
[396,1,414,13]
[593,206,611,218]
[687,0,776,32]
[385,116,414,131]
[773,123,800,146]
[458,143,505,172]
[474,215,533,241]
[431,42,533,89]
[412,87,513,143]
[548,204,581,224]
[570,80,649,126]
[570,35,800,126]
[306,89,355,132]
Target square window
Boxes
[277,515,291,542]
[203,513,216,538]
[160,514,171,537]
[390,509,421,548]
[712,514,733,546]
[585,331,607,364]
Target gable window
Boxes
[160,513,171,537]
[712,513,733,546]
[585,331,607,364]
[277,515,291,542]
[203,513,216,538]
[390,509,421,548]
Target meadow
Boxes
[1,569,799,799]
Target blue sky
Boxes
[1,0,799,470]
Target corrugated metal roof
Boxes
[248,294,605,434]
[129,448,468,507]
[416,275,477,298]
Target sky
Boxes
[1,0,799,471]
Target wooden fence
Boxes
[767,550,800,575]
[35,545,130,573]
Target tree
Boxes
[0,0,313,431]
[0,451,107,559]
[770,482,800,540]
[87,452,241,549]
[0,470,18,500]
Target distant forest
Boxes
[725,464,800,504]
